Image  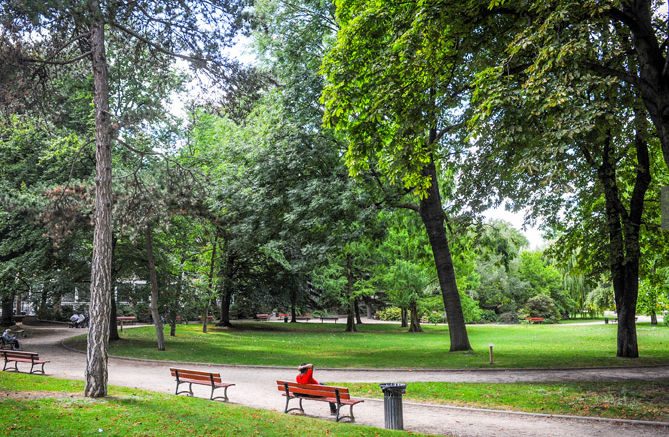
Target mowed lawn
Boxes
[336,381,669,422]
[0,372,431,437]
[65,322,669,368]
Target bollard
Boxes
[379,383,407,430]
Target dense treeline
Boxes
[1,0,669,396]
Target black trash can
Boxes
[379,383,407,430]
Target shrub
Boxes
[481,309,499,323]
[427,312,444,324]
[499,312,519,324]
[524,294,561,323]
[378,306,402,321]
[134,302,152,323]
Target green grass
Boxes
[335,381,669,422]
[0,372,436,437]
[65,322,669,369]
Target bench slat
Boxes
[277,382,351,400]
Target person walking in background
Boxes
[297,363,337,415]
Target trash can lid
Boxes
[379,383,407,394]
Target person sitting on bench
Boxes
[297,363,336,415]
[2,329,20,349]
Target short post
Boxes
[489,343,494,365]
[379,383,407,430]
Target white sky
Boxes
[483,206,546,250]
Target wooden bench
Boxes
[319,316,339,323]
[276,380,363,422]
[295,316,311,322]
[256,314,271,321]
[2,350,49,374]
[116,316,137,325]
[0,336,19,350]
[525,317,544,324]
[170,368,234,402]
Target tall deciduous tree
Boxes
[1,0,244,397]
[320,0,509,351]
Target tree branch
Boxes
[110,22,209,64]
[22,51,92,65]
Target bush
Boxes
[427,312,444,324]
[499,311,519,324]
[480,309,499,323]
[134,302,152,323]
[378,306,402,321]
[524,294,561,323]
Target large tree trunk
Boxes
[401,308,408,328]
[596,130,650,358]
[203,235,218,334]
[408,300,423,333]
[217,240,234,328]
[418,157,471,351]
[345,254,357,332]
[85,7,113,398]
[1,296,14,327]
[145,224,165,351]
[354,298,363,324]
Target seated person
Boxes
[2,329,19,349]
[297,363,336,415]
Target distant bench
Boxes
[2,350,49,374]
[256,314,271,321]
[116,316,137,325]
[170,368,235,402]
[276,380,363,422]
[319,316,339,323]
[295,317,311,322]
[525,317,544,324]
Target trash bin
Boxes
[604,317,609,324]
[379,383,407,430]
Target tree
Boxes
[319,0,506,351]
[1,0,244,397]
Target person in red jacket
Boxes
[297,363,336,415]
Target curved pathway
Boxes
[15,324,669,437]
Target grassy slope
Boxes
[0,372,436,437]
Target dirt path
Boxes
[14,325,669,437]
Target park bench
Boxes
[198,315,214,322]
[295,316,311,322]
[319,316,339,323]
[170,368,235,402]
[116,316,137,325]
[276,380,363,422]
[2,350,49,374]
[0,337,17,350]
[525,317,544,324]
[256,314,271,321]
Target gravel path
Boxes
[14,324,669,437]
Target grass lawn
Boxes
[335,381,669,422]
[0,372,435,437]
[65,322,669,369]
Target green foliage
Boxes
[524,294,561,323]
[378,306,402,321]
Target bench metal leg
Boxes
[3,360,19,372]
[29,362,46,375]
[175,381,193,397]
[285,396,304,414]
[210,386,231,402]
[335,404,356,422]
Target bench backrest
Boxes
[2,350,38,360]
[117,317,136,320]
[276,380,351,400]
[170,368,222,384]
